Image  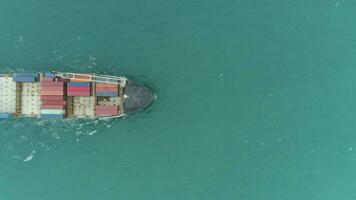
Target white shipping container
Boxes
[21,83,41,116]
[0,77,17,113]
[72,96,95,118]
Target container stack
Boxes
[0,76,17,115]
[67,82,91,96]
[95,83,119,97]
[95,105,118,116]
[40,77,66,119]
[13,73,38,83]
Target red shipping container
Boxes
[95,105,118,111]
[41,105,65,109]
[41,95,64,100]
[95,111,118,115]
[41,82,64,87]
[42,100,67,105]
[95,106,118,116]
[67,91,91,96]
[95,110,118,115]
[96,87,118,92]
[41,87,64,91]
[67,87,91,92]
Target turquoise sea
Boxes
[1,0,356,199]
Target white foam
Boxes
[23,150,36,162]
[88,130,97,136]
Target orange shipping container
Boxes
[96,83,118,88]
[41,87,64,91]
[96,87,118,92]
[40,91,64,96]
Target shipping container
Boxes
[13,75,37,83]
[41,104,65,109]
[67,91,91,96]
[72,96,95,117]
[0,77,17,113]
[42,100,67,105]
[96,91,118,97]
[67,87,91,92]
[13,73,38,77]
[95,105,118,110]
[96,87,118,92]
[41,87,64,91]
[40,91,64,96]
[40,109,65,115]
[21,83,41,116]
[41,95,64,101]
[67,82,91,87]
[40,114,65,119]
[40,82,64,87]
[95,105,118,115]
[96,83,118,88]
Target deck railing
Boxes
[53,72,127,87]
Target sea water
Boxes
[1,0,356,199]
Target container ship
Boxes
[0,72,154,119]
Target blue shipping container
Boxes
[13,72,38,77]
[0,112,13,119]
[67,82,91,87]
[13,75,37,83]
[40,114,65,119]
[13,72,38,82]
[96,91,119,97]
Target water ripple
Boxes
[0,118,115,162]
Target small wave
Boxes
[0,117,116,162]
[23,150,36,162]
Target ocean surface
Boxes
[1,0,356,199]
